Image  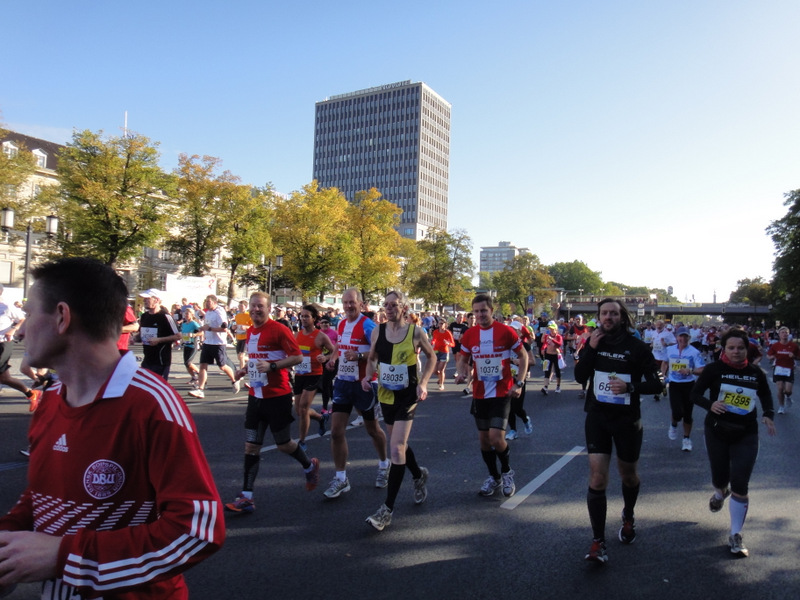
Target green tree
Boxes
[602,282,677,303]
[403,228,474,312]
[547,260,604,294]
[601,282,625,297]
[223,184,275,302]
[477,271,494,291]
[728,277,772,305]
[346,188,404,302]
[167,154,239,276]
[767,189,800,326]
[270,182,357,303]
[619,285,652,297]
[494,254,555,315]
[55,129,173,266]
[648,287,679,303]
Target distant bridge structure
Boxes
[555,296,771,322]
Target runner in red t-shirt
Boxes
[455,293,528,498]
[431,319,455,390]
[766,326,800,414]
[224,291,320,514]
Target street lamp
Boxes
[263,254,283,300]
[1,207,59,296]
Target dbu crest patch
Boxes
[83,460,125,499]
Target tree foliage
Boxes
[494,254,555,314]
[167,154,240,277]
[345,187,405,302]
[270,182,357,302]
[767,189,800,326]
[477,271,494,291]
[55,129,173,266]
[547,260,603,294]
[223,184,275,301]
[403,228,474,311]
[603,282,677,303]
[728,277,772,305]
[0,126,38,215]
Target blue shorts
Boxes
[333,379,377,416]
[436,352,450,363]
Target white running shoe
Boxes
[728,533,749,557]
[681,438,692,452]
[323,478,351,499]
[479,476,500,497]
[413,467,429,504]
[668,424,678,440]
[501,470,516,497]
[375,466,389,488]
[188,389,205,399]
[366,504,392,531]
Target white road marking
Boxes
[501,445,585,510]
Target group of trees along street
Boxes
[2,125,798,326]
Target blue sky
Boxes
[3,1,797,303]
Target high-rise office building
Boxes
[313,80,450,240]
[480,241,530,275]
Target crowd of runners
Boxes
[1,281,795,595]
[139,290,789,562]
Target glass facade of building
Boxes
[479,241,531,275]
[313,80,450,240]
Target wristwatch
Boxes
[626,382,634,394]
[515,379,525,388]
[269,362,278,371]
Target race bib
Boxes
[670,359,689,372]
[248,359,268,389]
[510,363,519,378]
[669,359,692,381]
[140,327,158,344]
[295,356,312,375]
[774,365,791,377]
[337,358,358,381]
[182,333,193,344]
[476,355,502,382]
[452,329,462,341]
[379,362,409,390]
[593,371,632,405]
[718,383,756,415]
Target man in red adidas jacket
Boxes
[0,258,224,599]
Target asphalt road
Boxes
[1,344,799,599]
